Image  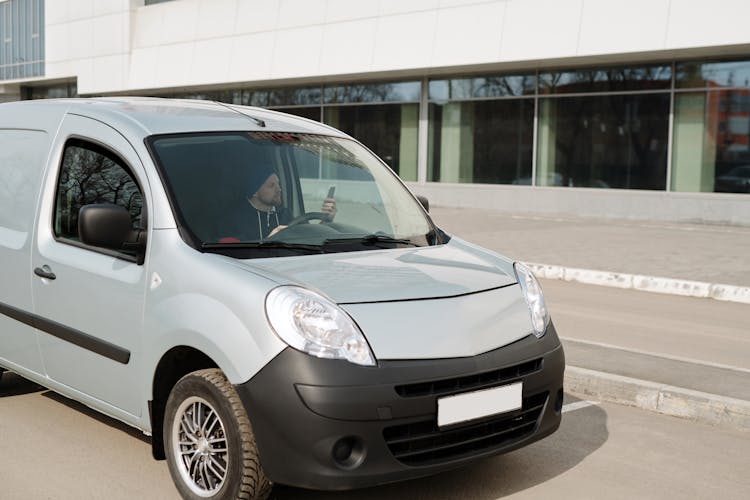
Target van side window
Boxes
[54,139,144,245]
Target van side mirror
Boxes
[416,195,430,212]
[79,203,146,264]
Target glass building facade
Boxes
[69,56,750,196]
[156,81,421,181]
[0,0,44,81]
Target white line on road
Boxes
[562,400,599,413]
[560,336,750,374]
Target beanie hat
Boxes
[246,164,276,197]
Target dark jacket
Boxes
[216,201,291,242]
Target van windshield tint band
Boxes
[0,301,131,365]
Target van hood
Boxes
[240,238,516,304]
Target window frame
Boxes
[51,137,148,264]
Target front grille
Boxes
[394,358,543,398]
[383,391,548,466]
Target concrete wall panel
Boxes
[67,0,94,21]
[191,38,234,85]
[319,19,378,75]
[271,26,324,78]
[159,0,199,44]
[155,42,194,86]
[325,0,380,23]
[67,18,94,60]
[228,32,276,82]
[91,13,128,57]
[380,0,440,16]
[501,0,582,61]
[432,2,504,67]
[577,0,670,56]
[372,11,438,71]
[277,0,327,30]
[666,0,750,49]
[196,0,237,39]
[235,0,280,34]
[91,54,128,92]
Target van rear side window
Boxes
[54,139,144,246]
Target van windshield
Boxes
[148,132,440,257]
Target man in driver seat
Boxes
[220,165,337,242]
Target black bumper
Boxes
[235,322,565,490]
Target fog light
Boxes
[331,437,365,469]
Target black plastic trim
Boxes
[234,323,564,490]
[339,282,515,305]
[0,301,130,365]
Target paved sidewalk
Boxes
[429,206,750,288]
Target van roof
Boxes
[0,97,348,139]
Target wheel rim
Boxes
[172,396,229,497]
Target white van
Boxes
[0,98,564,500]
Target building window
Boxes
[0,0,45,80]
[537,94,669,189]
[22,80,77,99]
[539,65,672,94]
[428,74,535,184]
[322,81,420,182]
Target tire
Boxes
[164,369,272,500]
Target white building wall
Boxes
[40,0,750,95]
[44,0,134,93]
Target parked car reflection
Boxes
[715,165,750,193]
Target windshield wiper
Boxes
[323,234,419,248]
[202,241,323,253]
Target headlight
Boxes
[265,286,376,366]
[514,262,550,338]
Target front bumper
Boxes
[235,322,565,490]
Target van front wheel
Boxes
[164,369,271,500]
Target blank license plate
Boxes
[437,382,523,428]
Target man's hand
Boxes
[268,225,288,237]
[321,198,337,221]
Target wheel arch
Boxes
[149,346,219,460]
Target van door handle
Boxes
[34,266,57,280]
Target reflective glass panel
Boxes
[323,104,418,181]
[539,65,671,94]
[0,0,45,81]
[149,133,433,251]
[427,99,533,184]
[323,81,420,104]
[55,140,143,244]
[23,81,77,99]
[672,91,750,193]
[268,86,322,106]
[536,94,669,189]
[676,59,750,90]
[429,74,536,100]
[269,106,321,122]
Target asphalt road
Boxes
[1,371,748,500]
[540,279,750,370]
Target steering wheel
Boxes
[286,212,328,228]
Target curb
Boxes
[525,262,750,305]
[565,366,750,431]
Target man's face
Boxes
[255,173,282,207]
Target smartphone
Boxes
[327,185,336,199]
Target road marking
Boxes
[562,400,599,413]
[560,337,750,374]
